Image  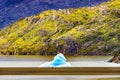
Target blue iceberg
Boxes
[40,53,71,67]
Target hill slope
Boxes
[0,0,109,29]
[0,0,120,57]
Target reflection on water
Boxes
[91,78,120,80]
[0,75,119,80]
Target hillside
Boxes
[0,0,109,29]
[0,0,120,59]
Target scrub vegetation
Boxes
[0,0,120,63]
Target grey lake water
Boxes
[0,55,120,67]
[0,75,120,80]
[0,56,120,80]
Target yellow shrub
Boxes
[0,38,8,45]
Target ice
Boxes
[39,53,71,67]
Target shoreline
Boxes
[0,54,113,59]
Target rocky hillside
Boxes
[0,0,120,56]
[0,0,109,29]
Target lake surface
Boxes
[0,75,120,80]
[0,56,120,80]
[0,55,120,67]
